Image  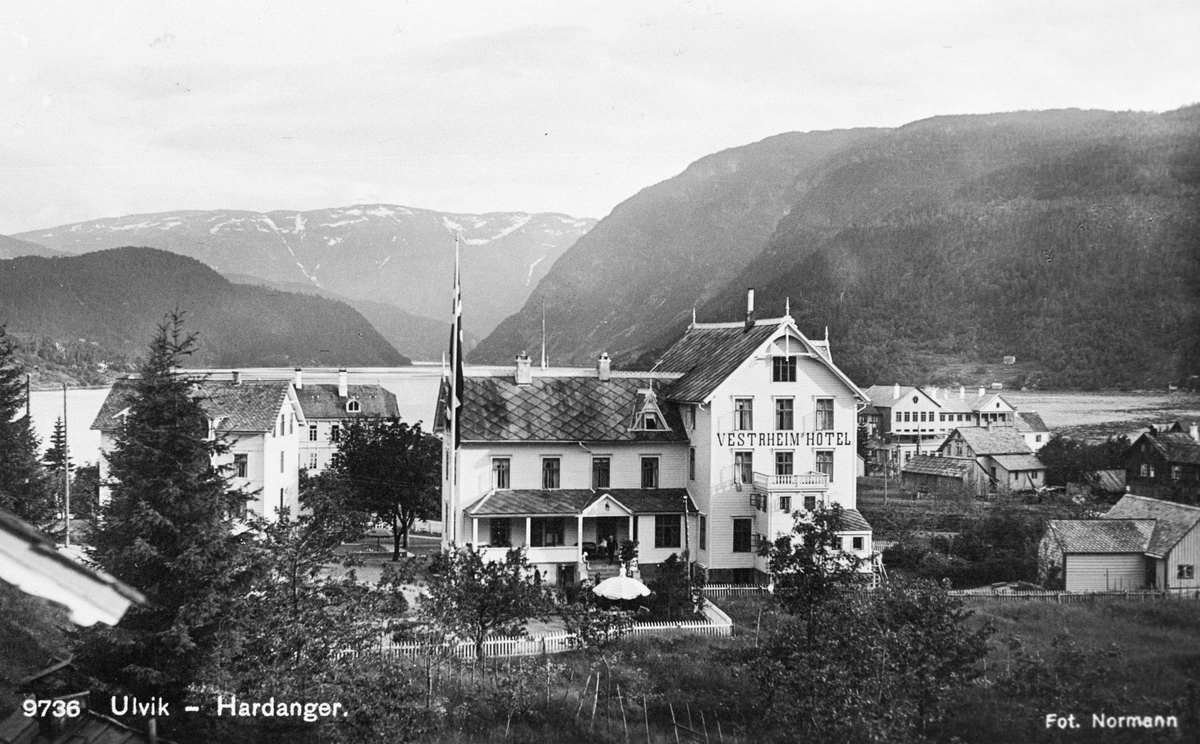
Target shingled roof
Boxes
[1046,519,1156,554]
[92,379,294,433]
[901,455,976,478]
[457,375,688,443]
[1132,431,1200,466]
[656,323,777,403]
[295,384,399,420]
[1105,494,1200,557]
[1015,411,1049,433]
[992,453,1045,472]
[950,426,1032,456]
[466,489,695,517]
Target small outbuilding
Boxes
[1040,494,1200,592]
[900,455,984,496]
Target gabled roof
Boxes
[1105,494,1200,557]
[1046,519,1155,554]
[656,323,777,403]
[863,385,930,409]
[465,488,695,517]
[1015,411,1049,433]
[837,508,873,532]
[991,453,1045,472]
[457,375,688,443]
[1131,431,1200,466]
[657,318,865,404]
[901,455,976,478]
[295,384,399,420]
[946,426,1032,456]
[92,379,294,433]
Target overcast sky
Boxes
[2,1,1197,235]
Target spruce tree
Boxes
[0,324,54,524]
[43,416,72,522]
[76,312,258,705]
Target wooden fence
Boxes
[950,589,1200,605]
[703,584,767,597]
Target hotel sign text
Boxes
[717,431,852,448]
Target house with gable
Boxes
[293,368,400,473]
[92,374,305,522]
[937,426,1046,495]
[438,295,876,586]
[861,384,1022,466]
[1041,494,1200,592]
[1124,422,1200,489]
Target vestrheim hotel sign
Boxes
[716,431,854,448]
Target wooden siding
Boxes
[1167,523,1200,590]
[1064,553,1147,593]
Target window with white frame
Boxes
[641,457,659,489]
[732,518,752,552]
[234,453,248,478]
[775,398,794,430]
[308,452,318,470]
[699,515,707,550]
[654,515,680,548]
[1179,564,1195,580]
[772,356,797,382]
[779,495,791,512]
[816,398,834,430]
[309,424,318,441]
[775,451,793,476]
[592,457,610,489]
[734,398,753,430]
[541,458,561,489]
[493,458,511,489]
[734,451,753,484]
[688,448,696,481]
[816,451,833,481]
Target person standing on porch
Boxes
[599,536,609,563]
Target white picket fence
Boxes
[703,584,767,597]
[354,604,734,662]
[950,589,1200,605]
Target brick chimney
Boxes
[1191,422,1199,443]
[293,367,303,390]
[232,370,241,386]
[893,383,900,399]
[744,288,756,331]
[978,386,985,398]
[515,352,532,385]
[959,386,965,400]
[598,352,611,382]
[338,369,348,398]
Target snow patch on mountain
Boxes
[526,255,544,286]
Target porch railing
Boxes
[752,471,829,490]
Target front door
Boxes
[595,517,623,558]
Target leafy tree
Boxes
[759,503,864,639]
[422,546,550,661]
[745,578,993,741]
[0,324,54,524]
[329,417,440,560]
[1040,432,1131,487]
[75,312,259,706]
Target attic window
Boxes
[637,411,662,430]
[346,400,361,413]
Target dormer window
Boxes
[346,399,361,413]
[637,411,662,430]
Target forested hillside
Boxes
[0,247,409,378]
[478,106,1200,389]
[700,107,1200,388]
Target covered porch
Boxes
[464,488,695,585]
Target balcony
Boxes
[752,471,829,492]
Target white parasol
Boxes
[592,568,651,601]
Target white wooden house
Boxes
[92,376,305,522]
[438,301,875,586]
[292,368,399,474]
[1041,495,1200,592]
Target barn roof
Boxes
[1015,411,1049,433]
[901,455,975,478]
[1047,519,1155,554]
[1105,494,1200,557]
[949,427,1032,456]
[991,453,1045,472]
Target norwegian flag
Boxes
[448,236,464,449]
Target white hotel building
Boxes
[438,306,874,586]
